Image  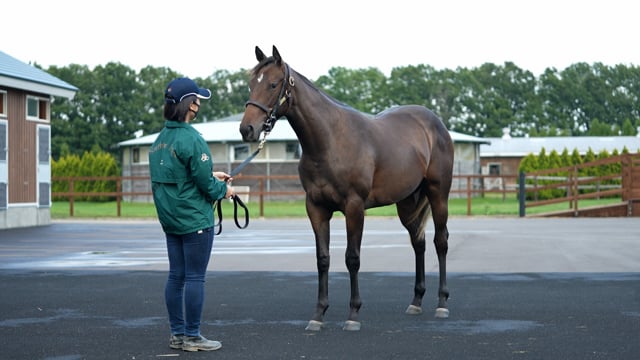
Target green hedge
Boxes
[52,151,120,202]
[518,146,630,200]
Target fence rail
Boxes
[52,174,520,217]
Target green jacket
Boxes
[149,121,228,235]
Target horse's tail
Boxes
[403,181,432,234]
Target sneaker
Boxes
[182,335,222,352]
[169,334,184,349]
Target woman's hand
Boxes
[224,185,235,199]
[214,171,235,199]
[213,171,232,183]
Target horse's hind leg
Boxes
[426,181,451,318]
[396,191,431,315]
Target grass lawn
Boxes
[51,194,623,219]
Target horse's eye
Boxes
[270,82,278,89]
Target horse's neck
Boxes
[285,81,340,158]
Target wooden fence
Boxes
[519,153,640,217]
[52,152,640,218]
[52,174,520,217]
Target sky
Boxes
[3,0,639,80]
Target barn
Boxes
[0,50,77,229]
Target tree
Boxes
[451,62,539,137]
[621,118,637,135]
[316,67,388,114]
[135,65,182,134]
[587,118,614,135]
[48,63,100,160]
[196,69,250,122]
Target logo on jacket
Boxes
[201,153,209,162]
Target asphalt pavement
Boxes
[0,217,639,359]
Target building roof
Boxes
[481,135,640,157]
[0,50,78,99]
[118,114,490,147]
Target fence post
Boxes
[116,178,122,217]
[572,166,578,213]
[69,179,75,217]
[259,178,265,217]
[518,171,525,217]
[466,176,472,216]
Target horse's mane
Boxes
[249,57,358,113]
[294,67,356,112]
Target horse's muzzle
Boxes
[239,123,260,142]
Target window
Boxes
[132,148,140,163]
[0,90,6,117]
[488,163,501,175]
[286,142,301,160]
[26,96,50,121]
[233,144,250,161]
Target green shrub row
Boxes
[52,151,120,202]
[518,146,633,200]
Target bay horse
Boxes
[240,46,454,331]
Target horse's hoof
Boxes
[305,320,323,331]
[343,320,361,331]
[435,307,450,318]
[405,304,423,315]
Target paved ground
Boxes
[1,217,639,359]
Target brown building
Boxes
[0,50,77,229]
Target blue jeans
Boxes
[164,227,214,337]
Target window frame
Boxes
[285,142,301,160]
[488,163,502,175]
[26,95,50,122]
[233,144,250,161]
[0,90,7,118]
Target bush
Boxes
[52,151,120,201]
[519,146,627,201]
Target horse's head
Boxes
[240,45,293,142]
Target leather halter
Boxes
[244,63,294,133]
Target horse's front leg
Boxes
[305,200,332,331]
[343,200,365,331]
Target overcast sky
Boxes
[4,0,639,80]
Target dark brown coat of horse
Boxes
[240,46,454,331]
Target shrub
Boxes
[52,150,120,201]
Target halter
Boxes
[244,63,294,133]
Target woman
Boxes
[149,77,234,352]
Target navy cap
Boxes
[164,77,211,104]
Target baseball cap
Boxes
[164,77,212,103]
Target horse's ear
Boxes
[272,45,282,64]
[255,46,266,62]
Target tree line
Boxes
[45,61,640,161]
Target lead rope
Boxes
[214,131,269,235]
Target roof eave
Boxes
[0,75,77,99]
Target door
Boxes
[37,125,51,207]
[0,120,6,209]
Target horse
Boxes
[239,46,454,331]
